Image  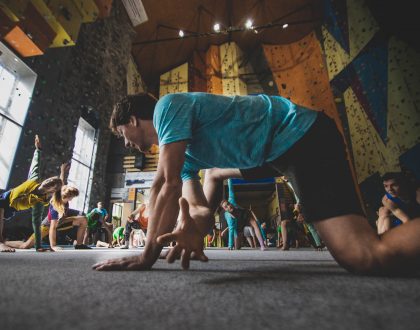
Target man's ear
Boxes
[129,115,138,127]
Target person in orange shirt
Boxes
[121,203,149,249]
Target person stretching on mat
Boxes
[0,135,62,252]
[220,179,266,250]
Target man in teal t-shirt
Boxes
[93,92,420,277]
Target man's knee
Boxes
[337,243,389,275]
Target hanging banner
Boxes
[124,171,156,188]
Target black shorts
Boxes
[240,112,364,222]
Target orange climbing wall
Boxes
[263,32,342,131]
[205,45,223,95]
[263,31,363,206]
[189,51,207,92]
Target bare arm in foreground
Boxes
[93,141,210,270]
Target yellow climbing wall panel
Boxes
[322,0,420,182]
[159,62,189,98]
[127,55,145,95]
[347,0,379,59]
[219,42,248,96]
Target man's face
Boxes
[383,179,401,197]
[98,202,103,209]
[117,117,150,152]
[221,201,234,213]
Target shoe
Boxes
[74,244,92,249]
[120,245,128,249]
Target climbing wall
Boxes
[127,55,145,95]
[159,62,188,98]
[323,0,420,185]
[205,45,223,94]
[263,32,341,129]
[8,1,133,213]
[219,42,248,96]
[188,51,207,92]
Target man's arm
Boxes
[203,168,242,212]
[93,141,187,270]
[48,220,62,251]
[382,195,411,223]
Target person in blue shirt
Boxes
[220,179,266,250]
[377,172,420,234]
[93,92,420,275]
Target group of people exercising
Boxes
[1,91,420,277]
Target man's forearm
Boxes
[392,209,411,223]
[49,225,57,247]
[141,179,182,266]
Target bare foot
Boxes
[0,242,15,252]
[92,255,152,271]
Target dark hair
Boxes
[381,172,413,191]
[109,93,158,134]
[382,172,406,183]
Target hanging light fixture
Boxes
[245,19,253,30]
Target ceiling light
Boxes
[282,23,289,29]
[178,30,185,37]
[213,23,220,32]
[245,19,253,30]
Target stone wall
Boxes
[8,1,135,211]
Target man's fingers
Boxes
[178,197,191,223]
[192,251,209,262]
[166,245,182,263]
[181,249,191,270]
[156,232,177,246]
[159,249,169,259]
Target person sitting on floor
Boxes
[47,186,91,251]
[376,172,420,234]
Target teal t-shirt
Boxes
[153,92,317,181]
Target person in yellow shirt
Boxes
[0,135,63,252]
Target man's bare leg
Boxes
[83,228,90,245]
[6,238,34,249]
[281,220,290,250]
[71,216,88,245]
[245,236,254,248]
[0,208,15,252]
[249,218,265,250]
[96,240,110,248]
[314,215,420,274]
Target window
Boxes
[0,42,37,189]
[67,117,97,213]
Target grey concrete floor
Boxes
[1,247,420,330]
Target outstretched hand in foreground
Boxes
[157,197,209,270]
[93,198,208,271]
